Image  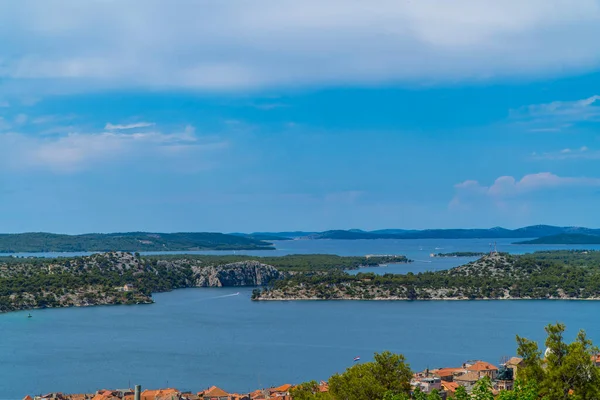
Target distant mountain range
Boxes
[3,225,600,253]
[237,225,600,240]
[515,233,600,245]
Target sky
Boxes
[1,0,600,233]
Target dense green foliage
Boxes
[515,234,600,245]
[0,232,274,253]
[516,323,600,400]
[0,252,194,312]
[293,323,599,400]
[258,251,600,300]
[328,351,412,400]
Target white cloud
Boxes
[1,0,600,92]
[105,122,155,130]
[510,95,600,131]
[450,172,600,209]
[532,146,600,160]
[0,126,227,173]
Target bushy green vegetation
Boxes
[0,232,274,253]
[293,323,600,400]
[0,253,194,312]
[258,251,600,300]
[0,252,408,312]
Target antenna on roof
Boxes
[500,355,509,366]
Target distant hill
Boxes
[0,232,274,253]
[230,233,293,241]
[515,233,600,245]
[266,225,600,240]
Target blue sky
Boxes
[1,1,600,233]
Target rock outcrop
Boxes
[192,261,282,287]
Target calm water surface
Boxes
[8,238,600,274]
[3,239,600,398]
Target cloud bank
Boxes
[0,125,227,173]
[450,172,600,209]
[1,0,600,92]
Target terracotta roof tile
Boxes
[454,371,481,383]
[467,361,498,371]
[441,381,459,393]
[203,386,229,397]
[432,367,465,377]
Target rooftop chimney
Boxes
[134,385,141,400]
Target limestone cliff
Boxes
[192,261,282,287]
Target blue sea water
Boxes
[2,239,600,398]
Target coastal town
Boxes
[22,356,548,400]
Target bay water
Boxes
[2,239,600,398]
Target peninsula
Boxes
[253,250,600,301]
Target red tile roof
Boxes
[202,386,229,397]
[441,381,459,393]
[432,367,465,377]
[270,384,292,393]
[467,361,498,371]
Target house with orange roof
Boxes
[318,381,329,393]
[268,384,292,398]
[199,386,231,400]
[247,389,266,400]
[441,381,459,396]
[466,361,498,380]
[431,367,466,382]
[23,396,33,400]
[141,388,180,400]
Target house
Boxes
[441,381,460,397]
[418,377,442,394]
[269,384,292,398]
[200,386,231,400]
[466,361,498,380]
[454,371,481,388]
[506,357,523,372]
[141,389,180,400]
[247,390,266,400]
[432,368,466,382]
[318,381,329,393]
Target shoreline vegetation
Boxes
[0,253,407,313]
[5,249,600,313]
[252,250,600,301]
